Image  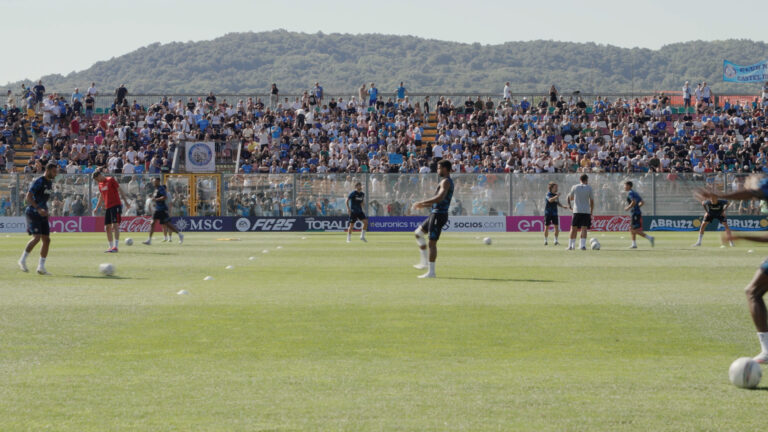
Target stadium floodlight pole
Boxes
[234,139,243,175]
[171,141,182,174]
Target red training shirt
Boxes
[98,177,122,209]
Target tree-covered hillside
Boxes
[6,31,767,94]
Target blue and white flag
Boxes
[723,60,768,83]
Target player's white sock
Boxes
[554,235,559,243]
[428,261,435,275]
[568,239,575,248]
[20,251,29,262]
[419,248,428,264]
[346,233,351,241]
[697,234,703,244]
[580,238,586,249]
[632,241,637,247]
[39,257,46,267]
[758,332,768,354]
[730,241,734,247]
[360,230,366,240]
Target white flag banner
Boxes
[185,141,216,173]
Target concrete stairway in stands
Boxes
[422,112,437,148]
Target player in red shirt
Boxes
[92,169,129,252]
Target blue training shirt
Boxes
[348,191,364,213]
[545,192,559,216]
[431,177,454,214]
[627,190,643,215]
[26,176,53,213]
[154,185,169,212]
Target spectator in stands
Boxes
[115,84,128,106]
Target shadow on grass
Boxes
[443,277,555,283]
[748,386,768,391]
[70,275,144,280]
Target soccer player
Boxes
[566,174,594,250]
[346,181,368,243]
[18,161,57,275]
[696,177,768,363]
[624,181,654,249]
[93,169,129,252]
[544,182,569,246]
[692,196,733,247]
[412,159,454,278]
[142,177,183,245]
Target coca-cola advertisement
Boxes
[94,216,162,233]
[590,215,631,232]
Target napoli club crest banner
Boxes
[185,141,216,173]
[723,60,768,84]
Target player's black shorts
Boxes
[25,210,50,236]
[544,214,559,226]
[572,213,592,229]
[105,205,123,225]
[704,212,725,224]
[349,211,367,223]
[631,213,643,230]
[153,210,170,224]
[420,213,449,241]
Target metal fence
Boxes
[2,172,764,219]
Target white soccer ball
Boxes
[124,238,133,246]
[483,237,492,245]
[591,240,601,250]
[99,263,115,276]
[589,238,598,245]
[729,357,762,388]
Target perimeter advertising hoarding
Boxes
[644,216,768,232]
[0,217,27,233]
[368,216,506,232]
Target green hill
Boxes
[6,31,767,94]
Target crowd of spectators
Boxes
[1,79,768,217]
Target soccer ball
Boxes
[589,238,598,245]
[124,238,134,246]
[590,240,601,250]
[483,237,492,245]
[729,357,762,388]
[99,263,116,277]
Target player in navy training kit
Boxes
[18,161,58,275]
[544,182,570,246]
[624,181,654,248]
[412,160,454,279]
[697,177,768,363]
[346,182,368,243]
[143,177,183,245]
[692,197,733,247]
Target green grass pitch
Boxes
[1,230,767,430]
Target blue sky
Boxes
[2,0,766,85]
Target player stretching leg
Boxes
[624,181,654,248]
[93,169,129,252]
[566,174,594,250]
[697,177,768,363]
[692,197,733,247]
[412,160,454,278]
[19,161,57,275]
[143,178,183,245]
[346,182,368,243]
[544,182,569,246]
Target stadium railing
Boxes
[1,172,761,219]
[78,92,759,112]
